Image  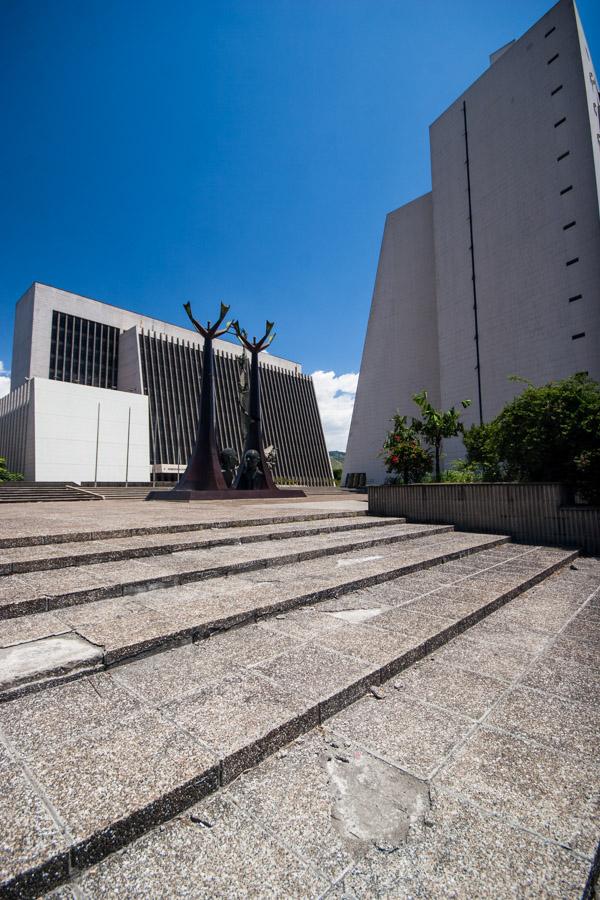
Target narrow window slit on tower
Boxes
[560,185,573,194]
[557,151,570,161]
[545,26,556,37]
[547,53,559,65]
[563,221,576,230]
[554,117,566,127]
[566,257,579,266]
[551,84,563,95]
[572,333,585,340]
[569,294,583,302]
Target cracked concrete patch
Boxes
[328,608,386,624]
[0,633,103,691]
[326,742,430,852]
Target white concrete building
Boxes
[1,282,333,485]
[344,0,600,484]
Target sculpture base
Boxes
[147,488,306,502]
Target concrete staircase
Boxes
[82,486,172,500]
[0,508,590,897]
[0,483,100,503]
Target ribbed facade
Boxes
[49,310,120,389]
[0,381,31,476]
[138,331,333,486]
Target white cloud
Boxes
[311,370,358,452]
[0,362,10,399]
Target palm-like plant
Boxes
[411,391,471,481]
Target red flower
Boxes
[391,455,399,464]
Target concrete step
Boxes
[1,533,544,698]
[0,507,368,550]
[56,559,599,900]
[0,522,452,620]
[0,484,99,504]
[0,541,578,897]
[0,494,98,503]
[94,488,171,500]
[0,515,407,575]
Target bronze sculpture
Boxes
[174,301,232,492]
[230,320,278,492]
[219,447,238,487]
[149,302,304,501]
[236,352,251,439]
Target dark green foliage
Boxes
[462,422,505,482]
[381,414,432,484]
[0,457,23,482]
[411,391,471,481]
[464,373,600,504]
[423,459,482,483]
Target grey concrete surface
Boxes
[39,559,599,899]
[0,501,596,897]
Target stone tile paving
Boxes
[0,496,369,542]
[0,744,70,895]
[69,794,329,898]
[0,521,448,617]
[0,514,400,570]
[328,690,473,780]
[0,547,595,897]
[0,531,511,690]
[393,658,507,719]
[48,556,599,898]
[0,611,69,648]
[486,686,600,761]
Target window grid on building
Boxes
[49,310,119,389]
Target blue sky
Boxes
[1,0,598,447]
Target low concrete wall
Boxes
[369,483,600,556]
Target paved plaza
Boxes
[0,494,597,898]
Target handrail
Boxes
[65,484,105,499]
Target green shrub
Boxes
[464,373,600,503]
[0,457,23,482]
[422,459,482,483]
[381,414,432,484]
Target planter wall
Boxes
[368,483,600,556]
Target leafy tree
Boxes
[462,421,505,482]
[411,391,471,481]
[464,373,600,504]
[381,414,432,484]
[0,457,23,482]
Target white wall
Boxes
[347,0,600,479]
[343,194,440,484]
[430,0,600,435]
[31,379,150,483]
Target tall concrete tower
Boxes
[344,0,600,484]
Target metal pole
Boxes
[125,406,131,487]
[176,412,181,478]
[94,402,100,487]
[152,413,158,487]
[463,100,484,425]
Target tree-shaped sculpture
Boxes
[175,301,231,492]
[231,320,277,491]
